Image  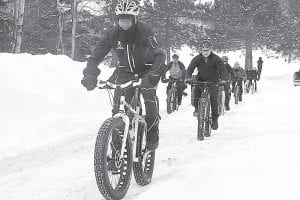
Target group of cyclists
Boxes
[162,51,262,131]
[80,1,264,198]
[81,0,263,152]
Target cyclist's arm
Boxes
[179,61,186,79]
[186,56,199,79]
[227,64,235,79]
[215,56,223,81]
[84,31,113,77]
[145,30,166,77]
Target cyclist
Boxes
[163,54,186,106]
[257,57,263,80]
[81,0,166,151]
[220,56,235,111]
[185,38,223,130]
[232,62,247,101]
[246,67,258,92]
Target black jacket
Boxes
[186,52,223,82]
[257,59,263,70]
[246,69,258,80]
[221,63,235,81]
[84,22,165,78]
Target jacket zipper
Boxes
[127,44,134,73]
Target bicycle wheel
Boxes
[167,88,174,114]
[191,85,195,106]
[133,122,155,186]
[173,89,179,111]
[204,100,212,137]
[245,81,250,93]
[234,86,239,105]
[94,118,133,200]
[197,98,207,140]
[218,87,225,115]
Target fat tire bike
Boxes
[94,78,155,200]
[187,80,218,140]
[244,80,250,94]
[218,84,226,115]
[166,78,180,114]
[233,80,241,105]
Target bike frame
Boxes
[99,80,148,163]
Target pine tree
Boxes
[141,0,196,63]
[204,0,286,69]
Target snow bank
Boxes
[0,53,113,159]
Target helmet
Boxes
[234,62,240,68]
[115,0,139,16]
[222,56,228,62]
[172,54,179,59]
[200,38,213,49]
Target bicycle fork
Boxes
[113,96,148,162]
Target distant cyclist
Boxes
[257,57,263,80]
[246,67,258,92]
[185,38,223,130]
[232,62,247,101]
[163,54,187,106]
[220,56,235,110]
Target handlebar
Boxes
[186,80,220,86]
[98,79,142,89]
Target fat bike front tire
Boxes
[94,118,133,200]
[197,98,208,140]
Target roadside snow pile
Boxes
[0,53,112,159]
[0,53,111,115]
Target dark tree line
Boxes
[0,0,299,64]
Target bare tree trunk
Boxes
[244,15,253,70]
[71,0,77,59]
[166,47,171,64]
[57,0,64,54]
[12,0,18,52]
[14,0,26,53]
[165,18,171,64]
[245,32,253,70]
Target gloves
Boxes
[219,80,227,84]
[161,77,169,83]
[185,78,193,84]
[81,75,97,91]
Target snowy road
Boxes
[1,53,300,200]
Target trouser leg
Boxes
[177,81,184,105]
[141,86,160,145]
[209,85,220,120]
[224,83,231,108]
[193,85,202,110]
[238,80,243,99]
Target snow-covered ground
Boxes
[0,51,299,200]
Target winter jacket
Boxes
[186,52,223,82]
[83,22,166,78]
[233,67,247,80]
[220,63,235,81]
[246,69,258,80]
[257,59,263,71]
[165,61,186,79]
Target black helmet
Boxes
[172,54,179,59]
[222,56,228,62]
